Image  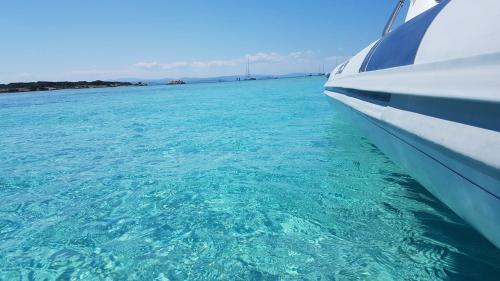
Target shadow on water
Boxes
[324,113,500,279]
[385,169,500,280]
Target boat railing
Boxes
[382,0,406,36]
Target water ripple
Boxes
[0,78,499,280]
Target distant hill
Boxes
[0,80,146,94]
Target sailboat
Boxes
[324,0,500,248]
[244,57,256,81]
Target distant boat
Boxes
[325,0,500,248]
[244,57,256,80]
[167,80,186,85]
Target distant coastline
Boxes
[0,74,327,95]
[121,73,326,86]
[0,80,146,94]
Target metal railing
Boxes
[382,0,406,36]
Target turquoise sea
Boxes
[0,77,499,280]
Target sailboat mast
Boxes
[246,57,250,78]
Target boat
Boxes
[324,0,500,248]
[167,80,186,85]
[244,57,257,80]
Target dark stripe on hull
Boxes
[325,86,500,133]
[360,0,450,73]
[325,87,391,105]
[325,90,500,200]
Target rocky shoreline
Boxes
[0,80,146,94]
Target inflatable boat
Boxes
[324,0,500,248]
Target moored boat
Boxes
[325,0,500,248]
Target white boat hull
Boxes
[324,91,500,248]
[324,0,500,248]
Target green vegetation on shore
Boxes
[0,80,146,94]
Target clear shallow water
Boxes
[0,77,499,280]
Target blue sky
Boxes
[0,0,408,82]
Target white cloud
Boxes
[132,61,161,69]
[41,50,325,82]
[191,60,237,68]
[132,61,190,70]
[133,51,316,71]
[1,50,329,83]
[289,50,314,59]
[326,55,350,61]
[247,52,283,63]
